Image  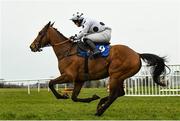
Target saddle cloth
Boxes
[77,43,110,58]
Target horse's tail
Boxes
[139,53,170,86]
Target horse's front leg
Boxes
[71,81,100,103]
[49,73,70,99]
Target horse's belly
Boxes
[89,58,109,80]
[77,57,109,81]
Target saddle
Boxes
[77,41,110,58]
[76,41,110,81]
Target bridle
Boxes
[36,28,69,48]
[36,26,77,60]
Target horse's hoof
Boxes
[55,94,69,99]
[97,105,101,111]
[92,94,100,100]
[95,112,102,116]
[97,104,104,111]
[56,96,62,99]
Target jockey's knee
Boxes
[83,37,91,42]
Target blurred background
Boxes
[0,0,180,80]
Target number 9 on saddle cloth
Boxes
[77,41,110,58]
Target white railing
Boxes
[0,65,180,96]
[0,79,69,94]
[0,79,50,94]
[125,75,180,96]
[124,65,180,96]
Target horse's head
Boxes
[30,21,54,52]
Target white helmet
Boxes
[70,12,84,21]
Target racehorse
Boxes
[30,22,168,116]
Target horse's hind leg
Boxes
[95,78,125,116]
[71,81,100,103]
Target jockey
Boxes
[70,12,112,56]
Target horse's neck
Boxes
[49,27,67,45]
[49,28,74,60]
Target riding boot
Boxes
[84,39,101,56]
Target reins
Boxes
[52,39,70,46]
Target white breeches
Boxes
[83,28,111,43]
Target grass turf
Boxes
[0,88,179,120]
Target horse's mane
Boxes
[52,27,68,40]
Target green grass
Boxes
[0,88,180,120]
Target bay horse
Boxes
[30,22,168,116]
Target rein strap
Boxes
[52,39,70,46]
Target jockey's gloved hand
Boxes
[74,34,78,40]
[69,34,79,42]
[69,36,75,40]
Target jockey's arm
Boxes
[75,22,90,39]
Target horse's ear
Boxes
[50,22,55,27]
[45,21,51,28]
[47,21,51,27]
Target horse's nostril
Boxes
[30,45,33,50]
[30,44,36,51]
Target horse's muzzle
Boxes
[30,43,42,52]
